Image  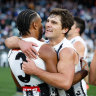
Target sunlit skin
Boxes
[45,15,68,46]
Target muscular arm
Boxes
[5,36,21,49]
[89,50,96,85]
[73,69,88,85]
[22,48,76,90]
[5,36,38,58]
[39,44,57,72]
[73,58,89,85]
[73,41,89,84]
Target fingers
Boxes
[26,49,37,59]
[24,49,37,59]
[26,58,31,62]
[31,47,39,56]
[31,42,38,47]
[19,40,39,58]
[24,51,31,59]
[82,59,88,65]
[82,60,89,71]
[22,61,26,70]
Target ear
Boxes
[33,22,38,30]
[76,28,80,33]
[62,28,68,34]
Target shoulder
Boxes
[73,41,85,49]
[40,44,55,53]
[39,44,57,59]
[59,47,76,59]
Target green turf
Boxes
[87,84,96,96]
[0,67,96,96]
[0,67,16,96]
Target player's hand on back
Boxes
[18,40,38,59]
[80,58,89,72]
[22,58,37,75]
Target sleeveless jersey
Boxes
[70,36,88,96]
[52,38,86,96]
[8,37,46,87]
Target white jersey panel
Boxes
[53,38,75,52]
[8,37,46,87]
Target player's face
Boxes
[45,15,63,39]
[67,22,77,37]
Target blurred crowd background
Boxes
[0,0,96,67]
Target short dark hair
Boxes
[49,8,74,35]
[74,17,85,35]
[17,9,38,36]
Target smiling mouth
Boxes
[46,29,53,33]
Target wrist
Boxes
[18,39,22,49]
[34,67,43,76]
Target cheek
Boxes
[53,27,61,34]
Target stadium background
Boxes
[0,0,96,96]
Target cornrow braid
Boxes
[16,9,37,36]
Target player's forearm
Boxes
[34,68,73,90]
[72,69,88,85]
[89,74,96,85]
[5,36,21,49]
[89,70,96,85]
[89,66,96,85]
[89,50,96,85]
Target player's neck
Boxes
[22,33,38,39]
[49,36,65,46]
[68,34,80,40]
[22,35,34,38]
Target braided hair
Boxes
[17,9,38,36]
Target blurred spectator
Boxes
[0,0,95,65]
[0,51,8,67]
[0,0,95,95]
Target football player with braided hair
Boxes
[7,9,58,96]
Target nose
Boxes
[45,21,51,28]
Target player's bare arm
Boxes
[23,44,57,73]
[22,48,77,90]
[73,70,88,85]
[72,58,88,85]
[5,36,38,58]
[89,50,96,85]
[8,38,88,86]
[5,36,20,49]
